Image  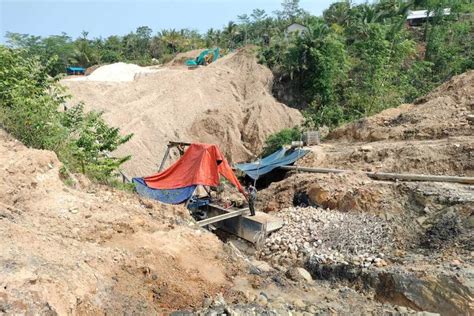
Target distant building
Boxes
[285,23,309,38]
[406,8,451,26]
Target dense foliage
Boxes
[262,127,302,156]
[5,0,472,130]
[260,0,473,127]
[0,46,132,182]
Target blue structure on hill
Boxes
[66,66,85,75]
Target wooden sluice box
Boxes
[196,203,283,244]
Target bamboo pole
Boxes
[279,166,474,185]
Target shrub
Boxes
[262,127,301,156]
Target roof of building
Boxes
[286,23,308,30]
[407,8,451,20]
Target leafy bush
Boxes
[262,127,301,156]
[0,47,67,148]
[60,104,132,181]
[0,46,132,183]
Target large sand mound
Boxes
[62,48,303,177]
[0,129,238,314]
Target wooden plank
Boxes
[207,203,241,212]
[197,208,249,227]
[280,166,474,184]
[158,146,171,172]
[168,141,192,146]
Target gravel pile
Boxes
[260,207,394,267]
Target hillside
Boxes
[0,128,413,315]
[62,48,302,177]
[0,129,239,314]
[2,70,473,315]
[328,70,474,143]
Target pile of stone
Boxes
[260,207,393,267]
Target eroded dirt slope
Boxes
[255,72,474,314]
[0,130,410,315]
[328,70,473,142]
[298,71,474,177]
[62,48,302,177]
[299,136,473,176]
[0,130,239,314]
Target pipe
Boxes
[279,166,474,185]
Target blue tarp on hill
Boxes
[234,147,309,180]
[132,177,196,204]
[67,67,85,71]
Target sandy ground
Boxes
[0,129,406,315]
[0,130,240,314]
[62,48,302,177]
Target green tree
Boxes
[0,46,132,182]
[223,21,240,48]
[61,104,132,181]
[0,47,66,149]
[5,32,74,75]
[291,25,350,127]
[237,14,251,45]
[101,35,124,63]
[276,0,305,22]
[158,29,183,53]
[251,9,268,22]
[323,1,351,27]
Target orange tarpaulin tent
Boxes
[144,143,245,195]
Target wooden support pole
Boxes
[158,146,171,172]
[197,208,250,227]
[279,166,474,185]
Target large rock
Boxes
[307,184,331,207]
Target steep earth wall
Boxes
[0,129,239,314]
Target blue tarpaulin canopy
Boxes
[132,178,196,204]
[234,147,309,180]
[67,67,85,71]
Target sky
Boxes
[0,0,364,42]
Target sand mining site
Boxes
[1,49,473,315]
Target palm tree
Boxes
[70,31,98,67]
[323,1,351,27]
[223,21,239,48]
[159,29,182,53]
